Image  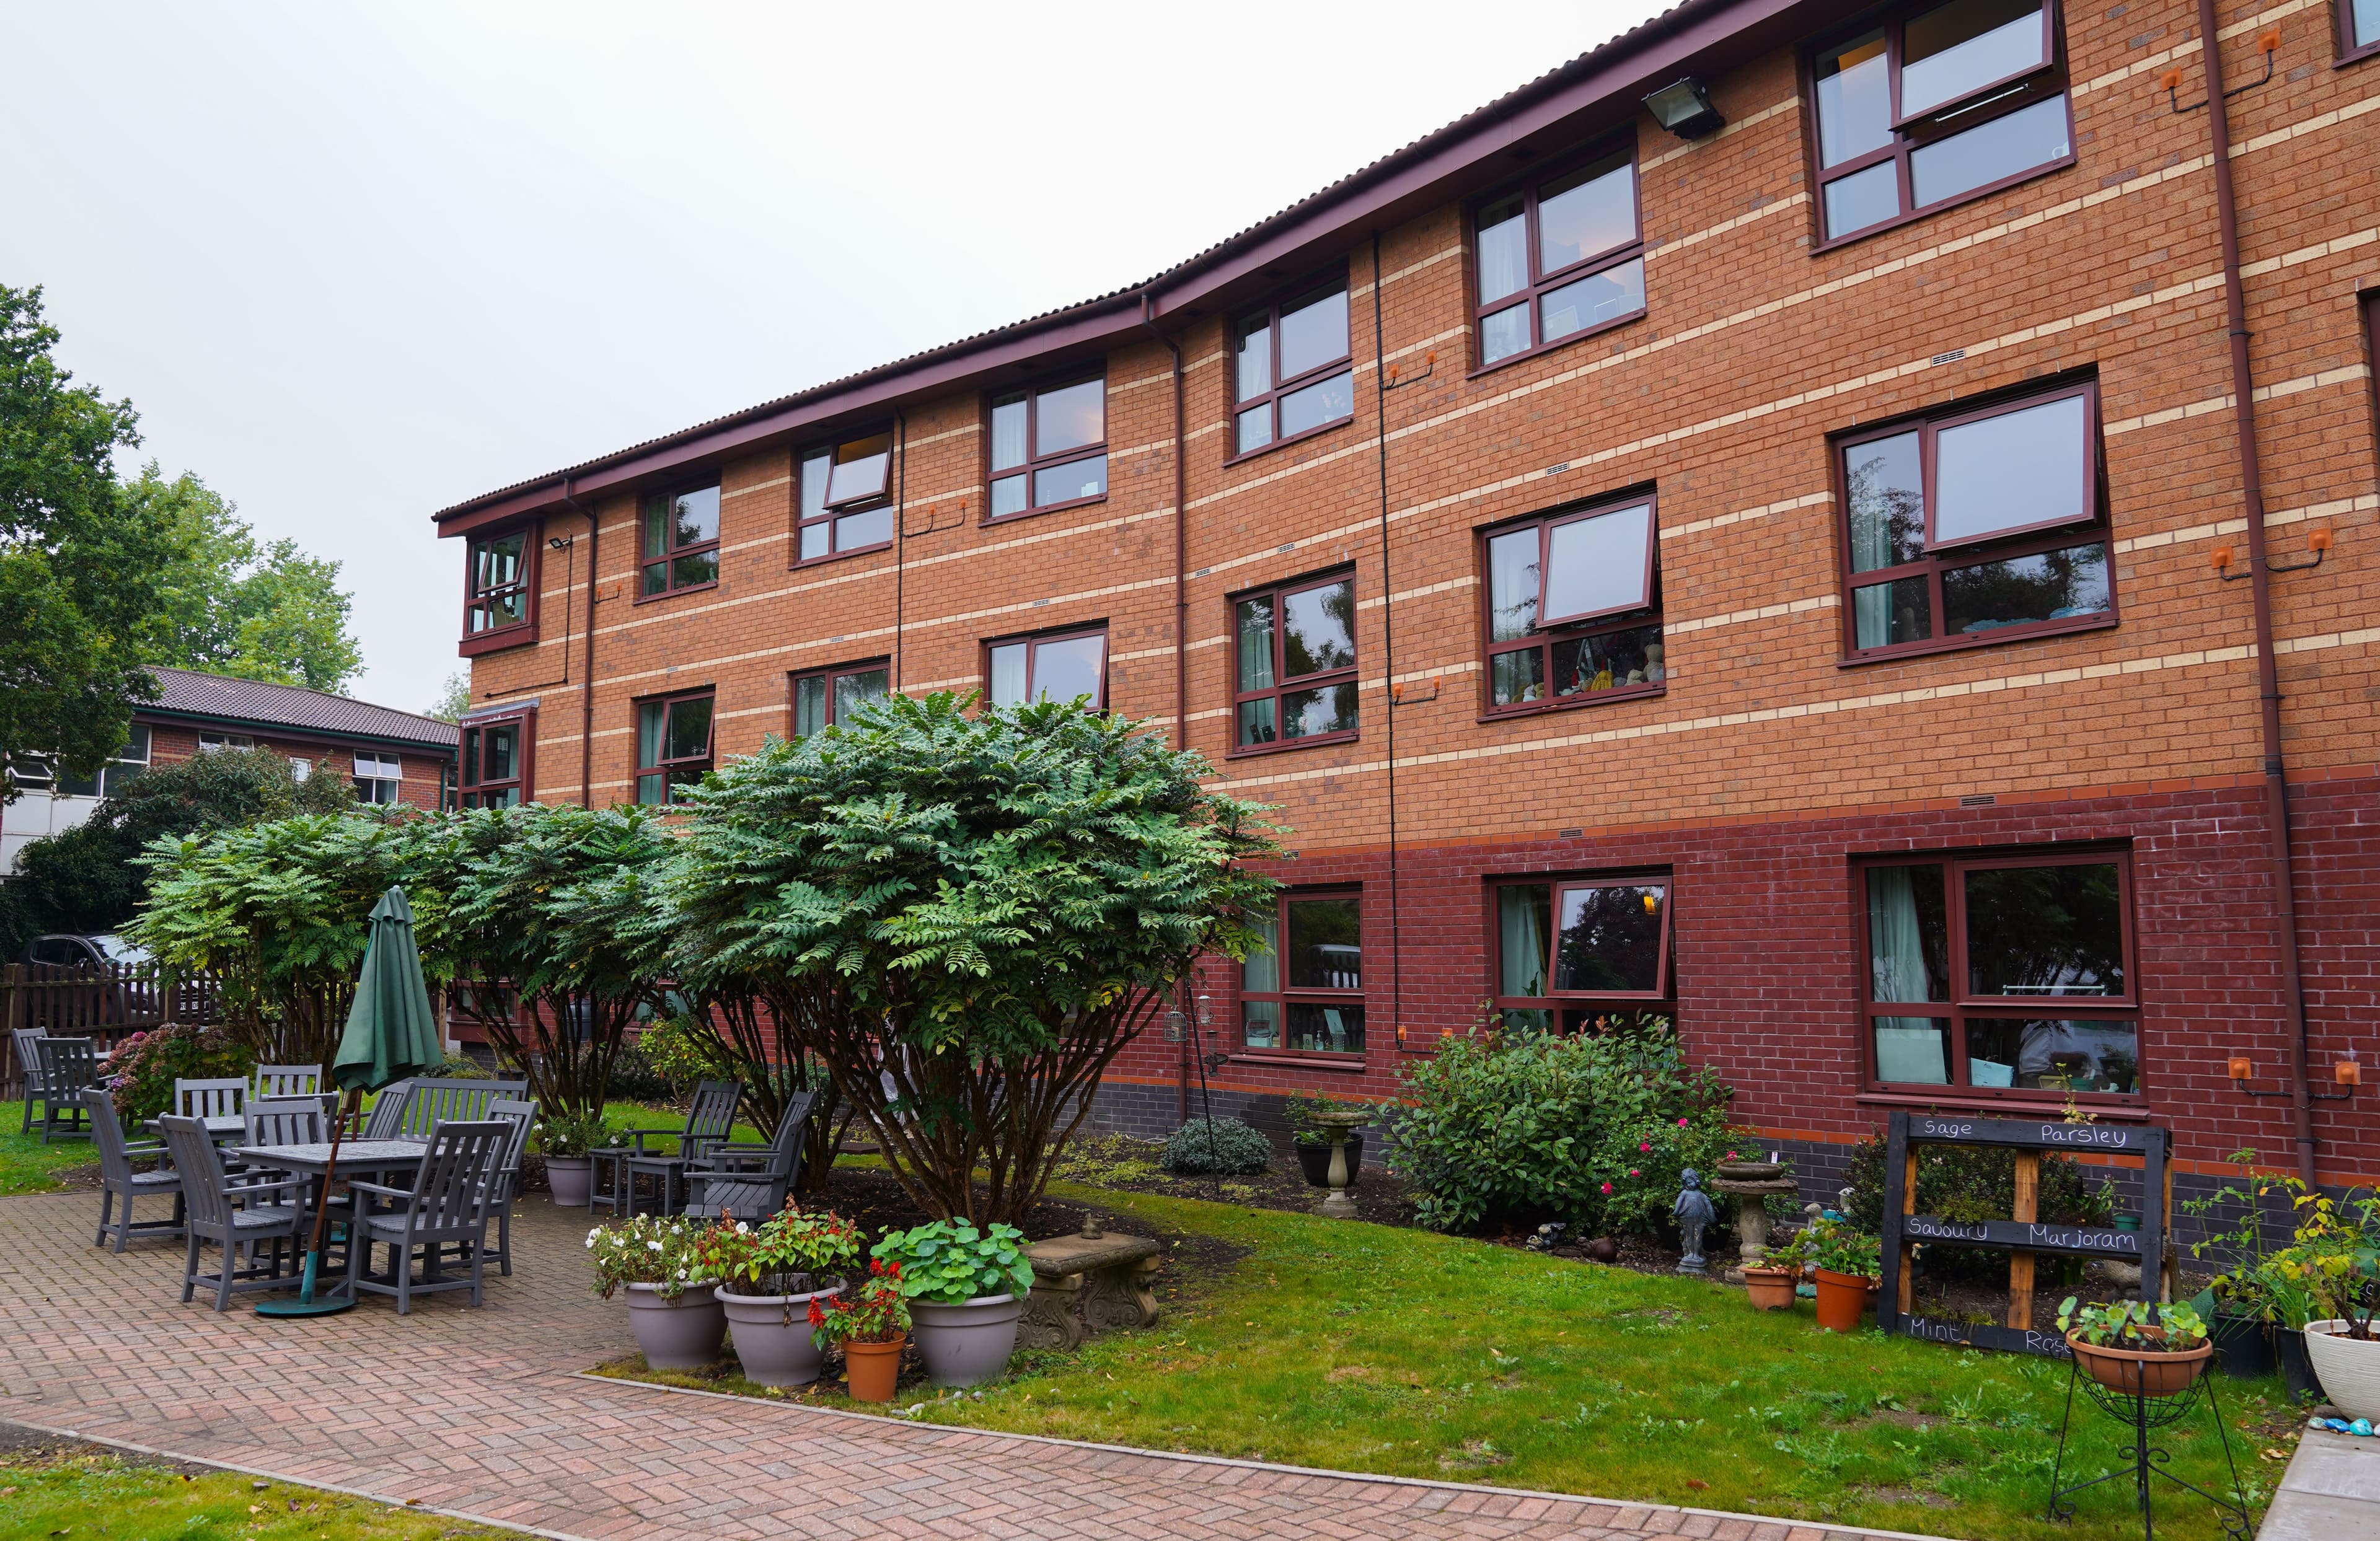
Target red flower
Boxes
[1638,1141,1651,1152]
[1628,1169,1640,1178]
[1600,1182,1613,1195]
[1677,1117,1689,1127]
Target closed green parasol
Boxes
[258,885,444,1317]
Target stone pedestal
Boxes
[1711,1161,1798,1283]
[1308,1109,1369,1218]
[1019,1220,1161,1351]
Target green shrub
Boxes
[604,1037,676,1105]
[105,1024,252,1122]
[871,1219,1036,1304]
[1161,1117,1272,1175]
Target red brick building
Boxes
[433,0,2380,1205]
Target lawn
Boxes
[0,1441,503,1541]
[0,1102,106,1195]
[604,1180,2294,1541]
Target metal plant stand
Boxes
[2046,1358,2252,1540]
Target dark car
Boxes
[22,933,151,970]
[18,933,158,1027]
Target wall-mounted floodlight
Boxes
[1643,77,1724,139]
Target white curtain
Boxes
[1499,885,1548,998]
[1868,867,1946,1082]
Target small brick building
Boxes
[431,0,2380,1208]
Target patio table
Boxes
[229,1139,429,1299]
[147,1115,247,1144]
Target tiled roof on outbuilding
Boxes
[144,668,459,750]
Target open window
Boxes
[461,525,539,651]
[1240,890,1365,1060]
[1491,875,1673,1034]
[988,374,1107,519]
[1232,571,1357,752]
[1232,274,1355,457]
[634,691,713,805]
[457,712,532,809]
[796,433,895,563]
[1473,147,1646,369]
[791,661,889,737]
[1482,494,1664,716]
[353,752,405,806]
[638,483,721,598]
[985,627,1106,708]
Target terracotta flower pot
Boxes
[842,1336,906,1403]
[1743,1266,1797,1311]
[1813,1268,1873,1333]
[2065,1328,2212,1397]
[623,1281,725,1371]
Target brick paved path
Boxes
[0,1190,1945,1541]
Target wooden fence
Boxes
[2,962,224,1097]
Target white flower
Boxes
[736,1222,750,1234]
[648,1240,663,1252]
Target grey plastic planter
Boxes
[718,1278,845,1388]
[623,1281,726,1371]
[909,1293,1025,1387]
[546,1156,592,1208]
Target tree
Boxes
[0,286,177,798]
[425,670,472,722]
[658,692,1281,1226]
[130,466,364,693]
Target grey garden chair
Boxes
[365,1078,529,1141]
[86,1089,183,1252]
[483,1097,538,1276]
[173,1077,247,1120]
[33,1037,101,1142]
[159,1114,304,1311]
[252,1064,324,1099]
[359,1079,416,1139]
[12,1026,48,1131]
[593,1078,741,1217]
[344,1120,509,1314]
[681,1090,816,1224]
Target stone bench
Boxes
[1018,1218,1161,1352]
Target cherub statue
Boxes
[1674,1167,1718,1275]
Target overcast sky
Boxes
[6,1,1664,714]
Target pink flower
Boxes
[1638,1141,1651,1152]
[1677,1117,1689,1127]
[1628,1169,1640,1178]
[1600,1182,1613,1195]
[1727,1151,1740,1160]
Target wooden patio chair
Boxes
[359,1079,416,1139]
[12,1026,48,1131]
[158,1114,305,1311]
[483,1097,538,1276]
[592,1078,741,1218]
[252,1064,324,1099]
[344,1120,509,1314]
[33,1037,101,1142]
[681,1090,816,1224]
[85,1089,183,1253]
[172,1077,247,1121]
[364,1078,530,1141]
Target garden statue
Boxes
[1674,1168,1717,1275]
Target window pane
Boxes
[665,697,711,763]
[1031,634,1105,705]
[1815,30,1894,166]
[636,703,664,769]
[2358,0,2380,46]
[1900,0,2047,118]
[490,786,520,809]
[1480,303,1531,364]
[793,675,827,738]
[1538,258,1644,343]
[1235,596,1275,691]
[1234,315,1272,402]
[1279,682,1357,739]
[800,453,831,520]
[989,393,1028,472]
[1237,696,1277,747]
[672,485,720,548]
[1853,576,1934,648]
[1964,861,2125,997]
[636,773,664,806]
[1488,528,1540,640]
[672,551,717,589]
[1489,646,1545,706]
[101,761,145,797]
[1546,624,1662,696]
[1966,1019,2139,1093]
[1242,999,1282,1050]
[59,767,100,797]
[475,533,523,592]
[1866,864,1949,1002]
[460,729,479,786]
[1845,431,1924,573]
[1823,161,1903,239]
[835,669,887,724]
[989,475,1027,519]
[1033,454,1106,507]
[1537,159,1636,273]
[1286,897,1361,989]
[641,561,668,596]
[988,643,1028,707]
[827,436,891,505]
[1278,371,1353,437]
[482,591,524,628]
[1476,197,1528,304]
[1934,393,2089,543]
[1242,913,1278,993]
[483,724,517,782]
[835,507,892,550]
[1498,884,1552,997]
[1943,542,2109,634]
[1910,94,2070,207]
[1280,579,1354,677]
[641,500,669,561]
[798,523,829,561]
[1542,501,1654,623]
[1236,405,1273,455]
[1552,884,1664,993]
[1034,379,1104,455]
[1285,1002,1364,1054]
[1277,286,1349,379]
[1874,1019,1952,1083]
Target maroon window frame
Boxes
[1803,0,2074,251]
[1855,848,2140,1105]
[637,481,721,600]
[1230,569,1358,755]
[2342,0,2380,63]
[1835,379,2112,662]
[796,433,896,566]
[984,625,1108,709]
[790,659,890,737]
[1229,272,1355,460]
[1469,144,1646,373]
[2365,293,2380,440]
[1488,874,1675,1034]
[633,690,713,806]
[459,524,540,654]
[456,710,534,809]
[1238,887,1366,1065]
[985,372,1108,522]
[1480,493,1665,719]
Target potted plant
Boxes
[2056,1297,2212,1396]
[1776,1216,1879,1332]
[710,1202,864,1388]
[588,1214,728,1371]
[811,1260,911,1403]
[1286,1090,1368,1188]
[871,1219,1037,1387]
[2184,1149,2301,1380]
[2277,1190,2380,1418]
[539,1109,610,1208]
[1742,1257,1799,1311]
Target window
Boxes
[464,529,534,639]
[1232,276,1355,455]
[796,434,895,563]
[791,662,890,737]
[196,731,256,753]
[1859,850,2138,1098]
[457,715,529,809]
[354,752,405,805]
[2343,0,2380,60]
[1482,495,1665,714]
[635,692,713,804]
[1240,890,1364,1058]
[985,628,1107,708]
[1808,0,2072,245]
[1473,148,1646,368]
[638,482,721,597]
[1838,380,2109,658]
[54,726,150,799]
[987,375,1106,519]
[1232,573,1357,751]
[289,758,312,782]
[1491,876,1673,1033]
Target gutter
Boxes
[134,708,456,757]
[1138,291,1188,750]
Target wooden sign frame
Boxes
[1877,1110,2171,1358]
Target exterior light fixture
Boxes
[2228,1055,2254,1082]
[2339,1055,2363,1087]
[1642,77,1724,139]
